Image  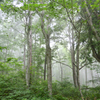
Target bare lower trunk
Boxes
[23,44,26,70]
[71,33,77,87]
[76,31,84,100]
[60,65,63,82]
[26,11,32,87]
[37,9,52,96]
[46,37,52,96]
[76,49,80,88]
[26,40,30,87]
[85,66,87,86]
[72,58,77,87]
[69,25,77,87]
[76,32,80,88]
[29,27,32,85]
[91,68,95,87]
[44,51,47,80]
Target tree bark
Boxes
[70,28,77,87]
[85,66,87,86]
[23,34,26,70]
[76,32,80,88]
[46,36,52,96]
[71,42,77,87]
[44,51,47,80]
[91,68,95,87]
[37,10,52,96]
[26,11,32,87]
[60,65,63,82]
[68,24,77,87]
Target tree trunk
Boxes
[23,36,26,70]
[69,24,77,87]
[26,29,30,87]
[71,47,77,87]
[60,65,63,82]
[44,51,47,80]
[85,66,87,86]
[76,32,80,88]
[58,51,63,82]
[76,45,80,88]
[37,10,52,96]
[26,11,32,87]
[46,36,52,96]
[76,32,84,99]
[91,68,95,87]
[71,30,77,87]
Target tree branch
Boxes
[79,61,96,70]
[53,59,72,69]
[53,0,81,34]
[83,0,100,41]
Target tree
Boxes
[36,9,52,97]
[79,0,100,63]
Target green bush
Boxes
[1,58,100,100]
[30,80,49,98]
[52,79,81,99]
[54,94,67,100]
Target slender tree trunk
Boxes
[69,0,77,87]
[76,33,84,99]
[23,37,26,70]
[37,9,52,96]
[44,51,47,80]
[91,68,95,87]
[46,36,52,96]
[68,24,77,87]
[76,32,80,88]
[58,51,63,82]
[60,65,63,82]
[33,32,36,81]
[71,45,77,87]
[26,11,32,87]
[29,24,32,85]
[26,29,30,87]
[97,73,100,84]
[85,66,87,95]
[85,66,87,86]
[76,46,80,88]
[71,30,77,87]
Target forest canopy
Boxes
[0,0,100,100]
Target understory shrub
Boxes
[0,70,100,100]
[82,85,100,100]
[52,79,81,99]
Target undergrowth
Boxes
[0,74,100,100]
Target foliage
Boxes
[0,66,100,100]
[0,58,49,99]
[82,85,100,100]
[0,0,100,100]
[52,79,81,99]
[29,80,49,99]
